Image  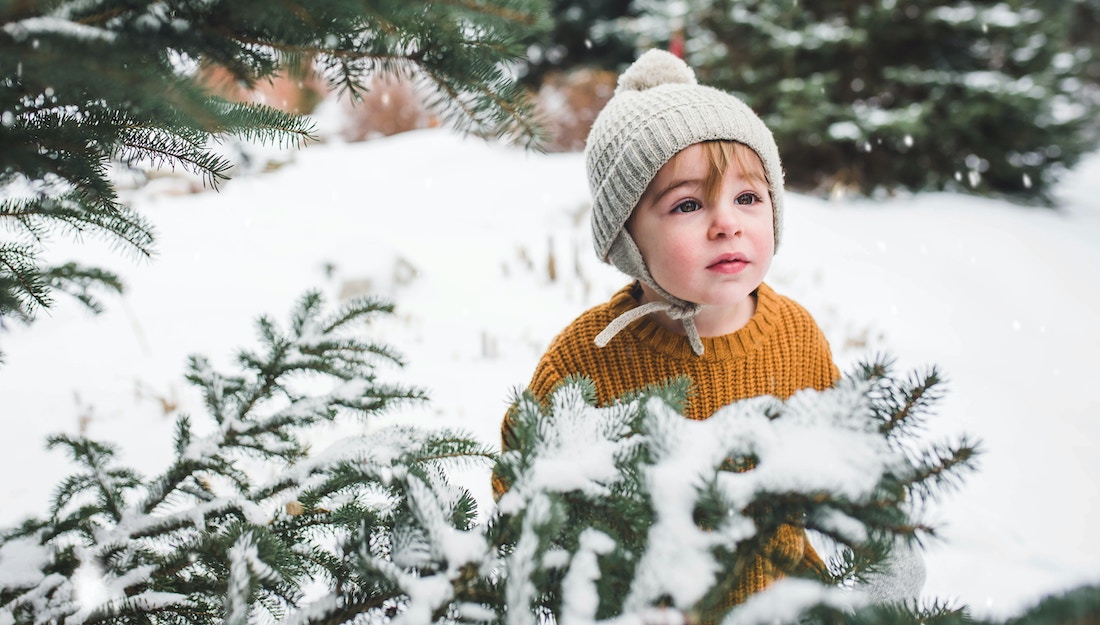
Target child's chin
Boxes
[697,292,755,309]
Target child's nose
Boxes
[708,205,742,239]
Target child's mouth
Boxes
[708,257,748,273]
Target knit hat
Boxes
[584,49,785,355]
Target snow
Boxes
[561,529,617,625]
[0,537,48,588]
[2,16,116,43]
[717,382,895,503]
[502,387,635,503]
[615,379,916,613]
[626,401,727,610]
[1,123,1099,620]
[726,579,861,625]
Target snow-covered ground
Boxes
[1,125,1097,620]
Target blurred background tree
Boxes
[526,0,1100,205]
[518,0,638,87]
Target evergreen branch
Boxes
[128,498,259,541]
[405,435,498,468]
[49,473,99,519]
[115,126,235,189]
[44,262,125,314]
[903,437,982,503]
[7,115,127,207]
[877,366,947,438]
[233,320,294,425]
[285,590,394,625]
[0,0,547,333]
[77,595,204,625]
[141,456,215,516]
[219,26,543,146]
[288,290,326,336]
[41,502,112,542]
[45,434,141,524]
[173,414,194,457]
[204,98,318,148]
[0,243,50,317]
[317,295,396,335]
[419,63,544,146]
[250,462,373,506]
[436,0,545,25]
[0,192,155,259]
[185,355,248,427]
[1,197,54,245]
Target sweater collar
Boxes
[600,282,781,360]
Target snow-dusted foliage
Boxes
[4,290,1097,625]
[490,362,979,625]
[0,292,491,625]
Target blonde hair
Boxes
[627,141,771,232]
[692,140,770,201]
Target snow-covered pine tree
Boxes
[489,363,1100,625]
[489,359,983,625]
[0,290,499,625]
[0,0,547,335]
[1,289,1097,625]
[621,0,1098,205]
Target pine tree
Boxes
[619,0,1098,205]
[0,291,488,625]
[0,0,547,335]
[490,360,981,623]
[2,290,1098,624]
[519,0,638,86]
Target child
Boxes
[518,49,838,416]
[497,50,919,605]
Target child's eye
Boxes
[672,199,702,214]
[735,192,762,205]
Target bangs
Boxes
[697,140,769,201]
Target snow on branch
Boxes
[1,290,994,625]
[490,357,980,624]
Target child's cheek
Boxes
[664,237,698,266]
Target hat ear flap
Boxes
[607,230,691,310]
[606,229,647,282]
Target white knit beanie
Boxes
[584,49,785,355]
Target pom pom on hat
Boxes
[615,48,697,94]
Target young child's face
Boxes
[627,142,774,310]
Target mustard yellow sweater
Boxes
[498,281,839,607]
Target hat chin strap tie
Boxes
[599,233,706,355]
[595,300,705,356]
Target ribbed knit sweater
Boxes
[525,281,839,418]
[497,281,840,608]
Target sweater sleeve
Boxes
[500,354,565,452]
[492,353,567,501]
[527,352,568,406]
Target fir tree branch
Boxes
[0,244,50,316]
[903,437,981,503]
[437,0,544,25]
[1,193,156,259]
[44,262,124,314]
